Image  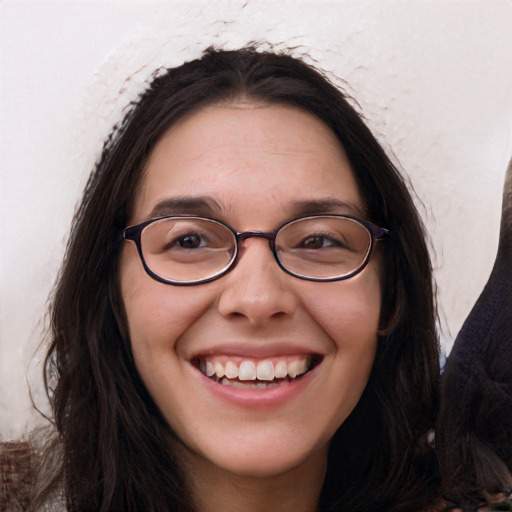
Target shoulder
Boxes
[1,439,66,512]
[1,441,34,510]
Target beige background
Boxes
[1,0,511,439]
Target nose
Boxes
[217,238,298,325]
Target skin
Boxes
[120,103,383,512]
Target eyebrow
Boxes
[147,196,365,221]
[290,198,365,217]
[148,197,223,218]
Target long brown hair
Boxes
[35,46,440,511]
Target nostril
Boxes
[228,310,287,322]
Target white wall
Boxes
[1,0,511,439]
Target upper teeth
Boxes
[198,358,310,381]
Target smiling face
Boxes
[120,103,382,481]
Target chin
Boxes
[182,426,331,481]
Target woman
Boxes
[32,47,441,511]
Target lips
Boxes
[192,355,322,389]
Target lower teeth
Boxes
[219,378,282,389]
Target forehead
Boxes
[133,103,364,224]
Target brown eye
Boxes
[300,236,341,249]
[177,234,203,248]
[302,236,323,249]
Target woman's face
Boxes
[120,103,382,479]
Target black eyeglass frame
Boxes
[123,214,389,286]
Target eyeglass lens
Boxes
[139,216,373,283]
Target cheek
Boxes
[302,267,382,344]
[119,246,212,365]
[296,272,381,440]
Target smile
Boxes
[193,355,323,389]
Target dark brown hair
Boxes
[35,46,440,511]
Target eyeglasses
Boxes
[123,214,389,286]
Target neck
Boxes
[178,444,328,512]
